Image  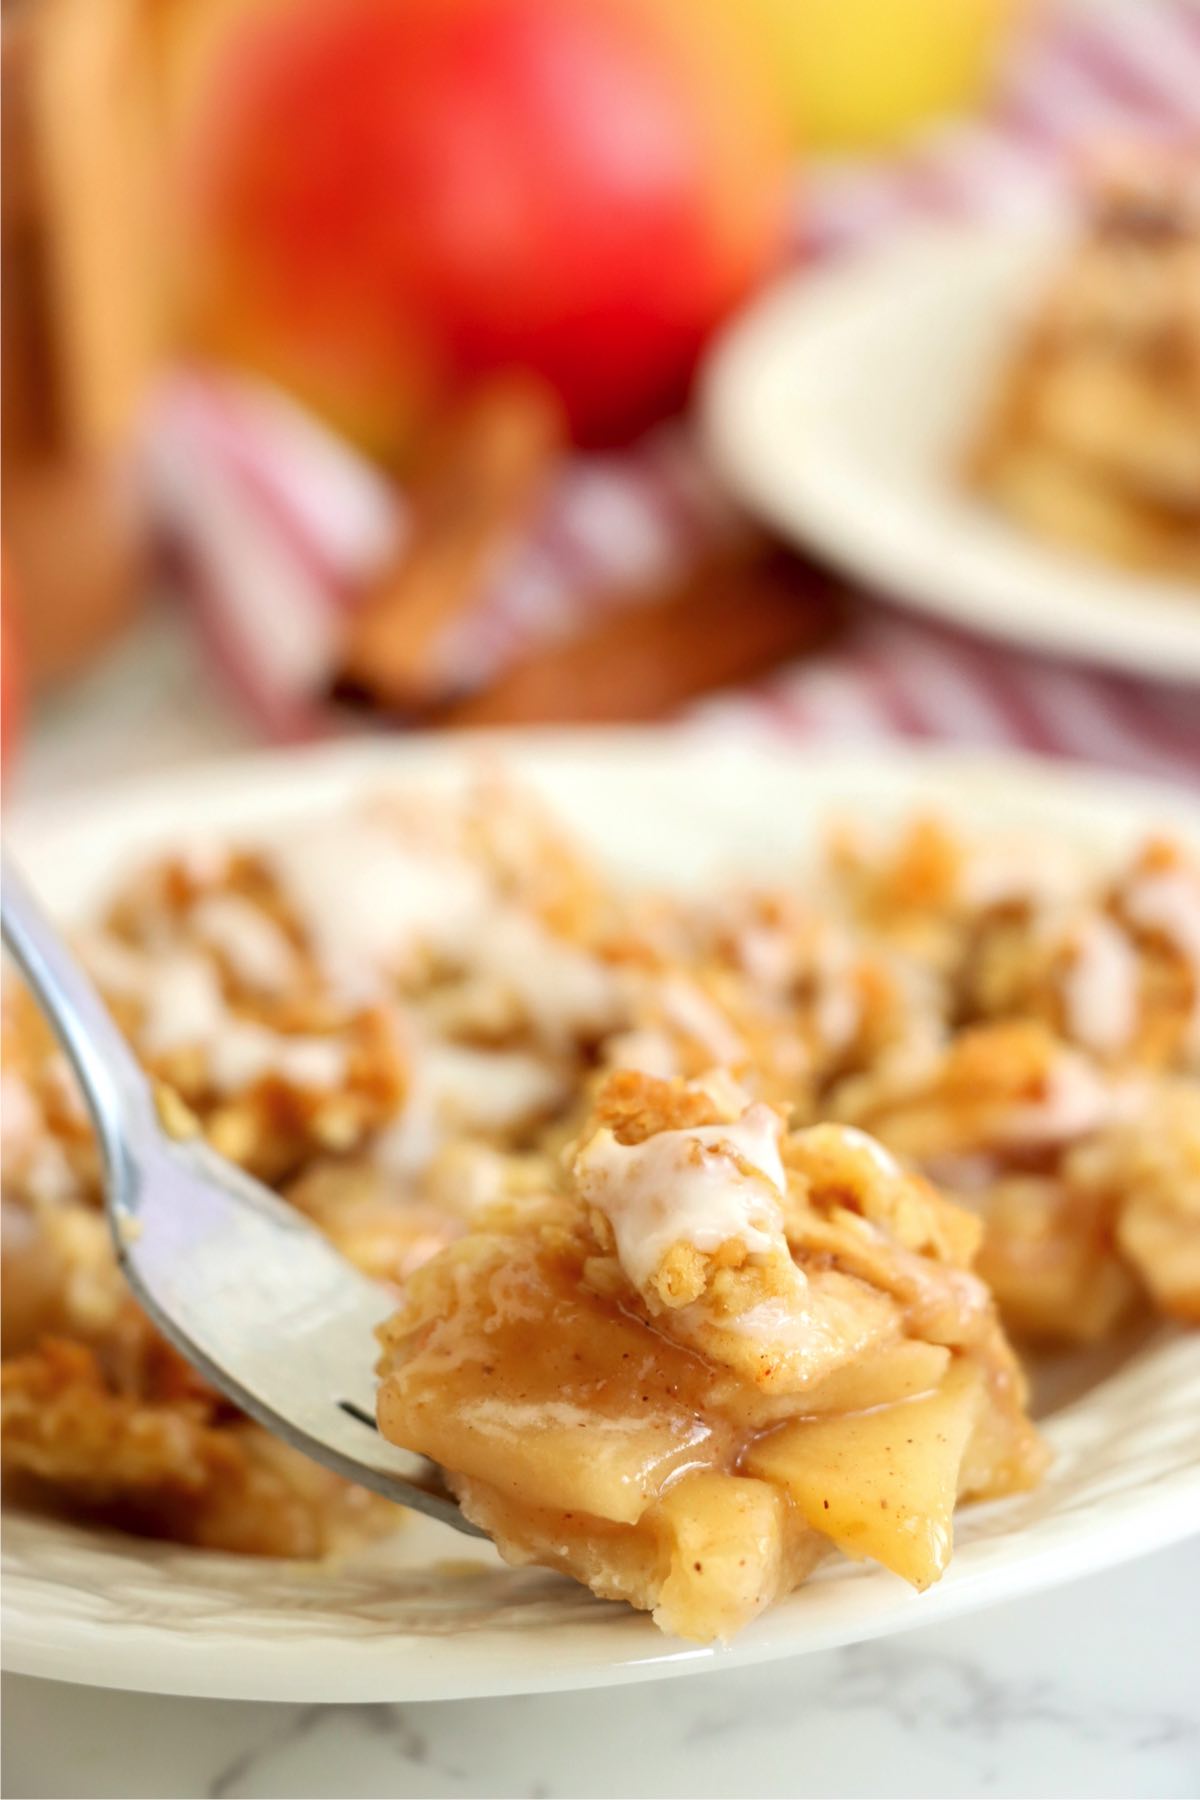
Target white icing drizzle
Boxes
[375,1036,566,1177]
[658,976,743,1064]
[206,1023,349,1095]
[1061,914,1140,1055]
[574,1102,788,1291]
[190,895,297,995]
[164,812,622,1052]
[263,819,491,996]
[135,954,230,1055]
[109,949,348,1095]
[427,1043,565,1130]
[468,912,622,1048]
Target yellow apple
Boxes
[747,0,1030,151]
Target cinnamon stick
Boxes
[337,374,565,710]
[436,549,842,728]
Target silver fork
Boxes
[1,856,481,1537]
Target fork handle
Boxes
[1,853,153,1177]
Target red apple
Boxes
[183,0,790,451]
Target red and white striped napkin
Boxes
[141,0,1200,784]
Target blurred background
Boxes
[2,0,1197,800]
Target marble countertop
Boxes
[5,617,1199,1799]
[4,1542,1198,1799]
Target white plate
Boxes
[4,733,1200,1702]
[701,225,1200,683]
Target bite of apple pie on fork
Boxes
[376,1068,1047,1642]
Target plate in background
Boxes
[3,733,1199,1701]
[701,226,1200,684]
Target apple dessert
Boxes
[377,1068,1045,1640]
[3,777,1195,1618]
[968,151,1200,579]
